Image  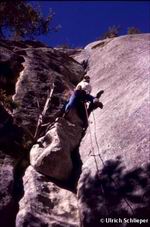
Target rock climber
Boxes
[63,75,104,127]
[64,75,94,115]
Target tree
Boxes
[127,27,141,35]
[0,0,56,40]
[101,25,120,40]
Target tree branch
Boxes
[34,82,55,140]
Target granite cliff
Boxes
[0,34,150,227]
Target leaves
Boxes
[101,25,120,39]
[127,27,141,35]
[0,0,55,40]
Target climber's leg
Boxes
[65,94,76,112]
[76,102,88,128]
[88,101,103,116]
[63,91,80,118]
[85,94,95,102]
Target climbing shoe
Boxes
[96,90,104,99]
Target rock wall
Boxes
[30,117,83,181]
[16,166,79,227]
[0,34,150,227]
[13,44,84,133]
[0,39,85,226]
[0,105,24,227]
[75,34,150,226]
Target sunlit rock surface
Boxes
[30,117,82,180]
[0,39,84,226]
[0,34,150,227]
[76,34,150,226]
[16,166,79,227]
[13,45,84,133]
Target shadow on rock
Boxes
[69,147,83,193]
[78,156,150,227]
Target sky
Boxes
[30,1,150,48]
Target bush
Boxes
[127,27,141,35]
[101,25,120,40]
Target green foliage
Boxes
[127,27,141,35]
[101,25,120,39]
[0,0,56,40]
[96,25,120,41]
[97,25,142,41]
[0,88,19,110]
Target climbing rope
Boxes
[92,111,105,166]
[84,103,98,169]
[90,110,135,216]
[85,104,111,216]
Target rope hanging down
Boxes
[87,107,111,216]
[90,112,134,215]
[84,103,99,171]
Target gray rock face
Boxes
[0,105,24,227]
[0,40,84,226]
[13,46,84,134]
[0,45,24,95]
[30,117,82,180]
[0,153,18,227]
[0,34,150,227]
[76,34,150,226]
[16,166,79,227]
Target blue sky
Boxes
[30,1,150,48]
